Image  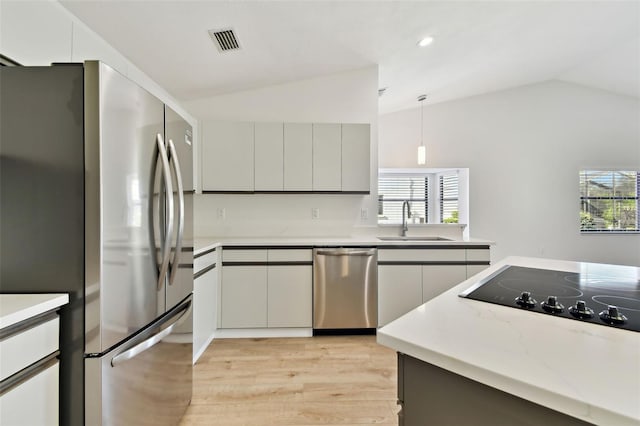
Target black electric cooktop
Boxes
[460,265,640,332]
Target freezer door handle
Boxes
[110,299,191,367]
[156,133,174,291]
[167,138,185,287]
[315,248,377,256]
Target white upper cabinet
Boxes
[283,123,313,191]
[1,1,72,65]
[341,123,370,192]
[312,123,342,191]
[199,120,370,193]
[254,122,284,191]
[202,121,254,191]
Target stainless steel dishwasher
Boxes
[313,248,378,332]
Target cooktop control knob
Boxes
[599,305,627,325]
[569,300,594,319]
[541,296,564,314]
[515,291,537,309]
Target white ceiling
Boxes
[60,1,640,114]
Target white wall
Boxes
[380,80,640,266]
[185,66,379,237]
[0,0,197,132]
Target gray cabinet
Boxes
[397,353,590,426]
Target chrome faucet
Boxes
[401,200,412,237]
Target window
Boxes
[378,168,467,226]
[378,174,428,224]
[439,174,459,223]
[580,170,639,232]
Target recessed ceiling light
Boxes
[417,36,434,47]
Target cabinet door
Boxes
[467,264,489,279]
[254,122,284,191]
[312,123,342,191]
[378,265,422,327]
[267,266,312,327]
[283,123,312,191]
[341,123,370,192]
[422,265,467,303]
[0,361,59,426]
[221,266,267,328]
[193,267,217,361]
[202,121,254,191]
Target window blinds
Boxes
[378,175,428,224]
[580,170,639,232]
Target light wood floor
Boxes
[180,335,399,426]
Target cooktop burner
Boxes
[460,265,640,332]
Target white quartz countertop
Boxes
[377,256,640,425]
[194,236,493,256]
[0,293,69,329]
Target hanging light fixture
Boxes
[417,94,427,165]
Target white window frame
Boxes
[378,168,469,236]
[580,170,640,233]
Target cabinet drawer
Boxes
[0,317,59,381]
[223,249,268,262]
[194,249,218,274]
[378,249,465,262]
[0,361,59,426]
[466,249,490,262]
[267,249,312,262]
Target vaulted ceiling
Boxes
[60,1,640,114]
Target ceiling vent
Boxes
[208,28,241,52]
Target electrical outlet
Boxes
[360,208,368,220]
[217,208,226,220]
[312,208,320,219]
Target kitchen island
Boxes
[377,256,640,425]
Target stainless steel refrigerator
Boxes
[0,61,194,425]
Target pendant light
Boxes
[417,95,426,165]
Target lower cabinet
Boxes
[0,361,59,426]
[378,247,490,327]
[378,265,422,327]
[220,249,313,329]
[193,248,219,362]
[397,353,590,426]
[422,265,467,303]
[268,266,312,328]
[0,299,64,426]
[221,266,268,328]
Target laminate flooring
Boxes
[179,335,399,426]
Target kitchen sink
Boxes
[377,236,453,241]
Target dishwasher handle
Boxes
[315,248,377,257]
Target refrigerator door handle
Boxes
[167,138,184,287]
[156,133,174,291]
[110,299,192,367]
